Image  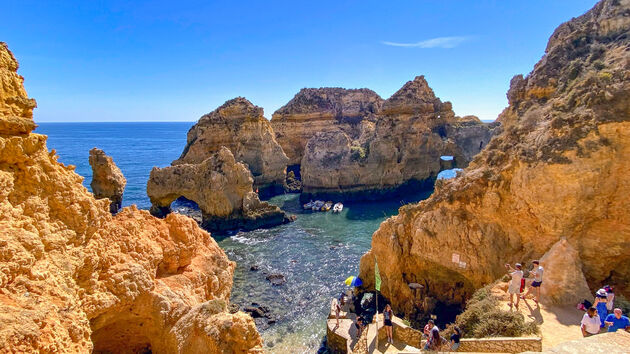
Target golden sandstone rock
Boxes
[300,76,498,201]
[0,42,262,353]
[271,87,384,166]
[89,147,126,214]
[359,0,630,317]
[175,97,289,198]
[148,147,292,232]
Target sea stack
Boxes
[175,97,289,198]
[271,88,384,170]
[300,76,497,202]
[0,42,263,353]
[148,147,293,232]
[359,0,630,318]
[89,147,126,214]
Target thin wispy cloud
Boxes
[381,36,470,48]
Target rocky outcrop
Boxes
[448,115,501,161]
[0,42,262,353]
[300,76,496,202]
[539,238,592,306]
[270,88,384,166]
[175,97,289,198]
[148,147,292,233]
[88,148,126,214]
[359,0,630,318]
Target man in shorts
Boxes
[523,260,544,304]
[506,263,523,309]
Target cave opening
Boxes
[91,318,154,354]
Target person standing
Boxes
[506,263,524,309]
[383,304,394,344]
[604,285,615,312]
[604,308,630,332]
[580,307,601,337]
[449,326,462,351]
[522,260,544,304]
[594,289,609,328]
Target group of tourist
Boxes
[422,320,461,351]
[581,285,630,336]
[506,260,544,309]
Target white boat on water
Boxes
[333,202,343,213]
[303,201,314,210]
[312,200,324,211]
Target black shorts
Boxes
[384,319,393,327]
[532,281,542,287]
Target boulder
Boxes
[174,97,289,198]
[0,42,263,353]
[539,238,593,306]
[148,147,293,233]
[89,147,126,213]
[358,0,630,317]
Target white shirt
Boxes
[533,266,544,282]
[581,313,601,334]
[511,270,523,285]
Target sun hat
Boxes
[597,288,607,296]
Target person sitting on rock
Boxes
[604,308,630,333]
[580,307,601,337]
[522,260,544,304]
[505,263,523,309]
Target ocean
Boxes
[36,122,430,353]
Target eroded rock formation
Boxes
[270,88,384,167]
[148,147,292,232]
[175,97,289,198]
[89,147,126,214]
[300,76,497,201]
[359,0,630,318]
[0,42,262,353]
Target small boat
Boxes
[321,201,333,211]
[333,202,343,213]
[303,201,314,210]
[312,200,324,211]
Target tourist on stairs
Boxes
[522,260,543,304]
[505,263,523,309]
[580,307,601,337]
[594,289,609,328]
[604,308,630,333]
[383,304,394,344]
[423,320,440,351]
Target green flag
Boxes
[374,258,381,291]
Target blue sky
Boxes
[3,0,597,122]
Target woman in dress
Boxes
[383,304,394,344]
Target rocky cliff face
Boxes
[270,88,384,166]
[89,148,126,214]
[175,97,289,198]
[149,147,292,233]
[0,42,262,353]
[359,0,630,318]
[300,76,496,201]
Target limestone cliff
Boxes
[359,0,630,318]
[89,147,126,214]
[0,42,262,353]
[270,87,384,166]
[300,76,496,201]
[148,147,292,232]
[175,97,289,198]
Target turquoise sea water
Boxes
[36,122,431,353]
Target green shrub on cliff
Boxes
[455,284,539,338]
[350,145,367,160]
